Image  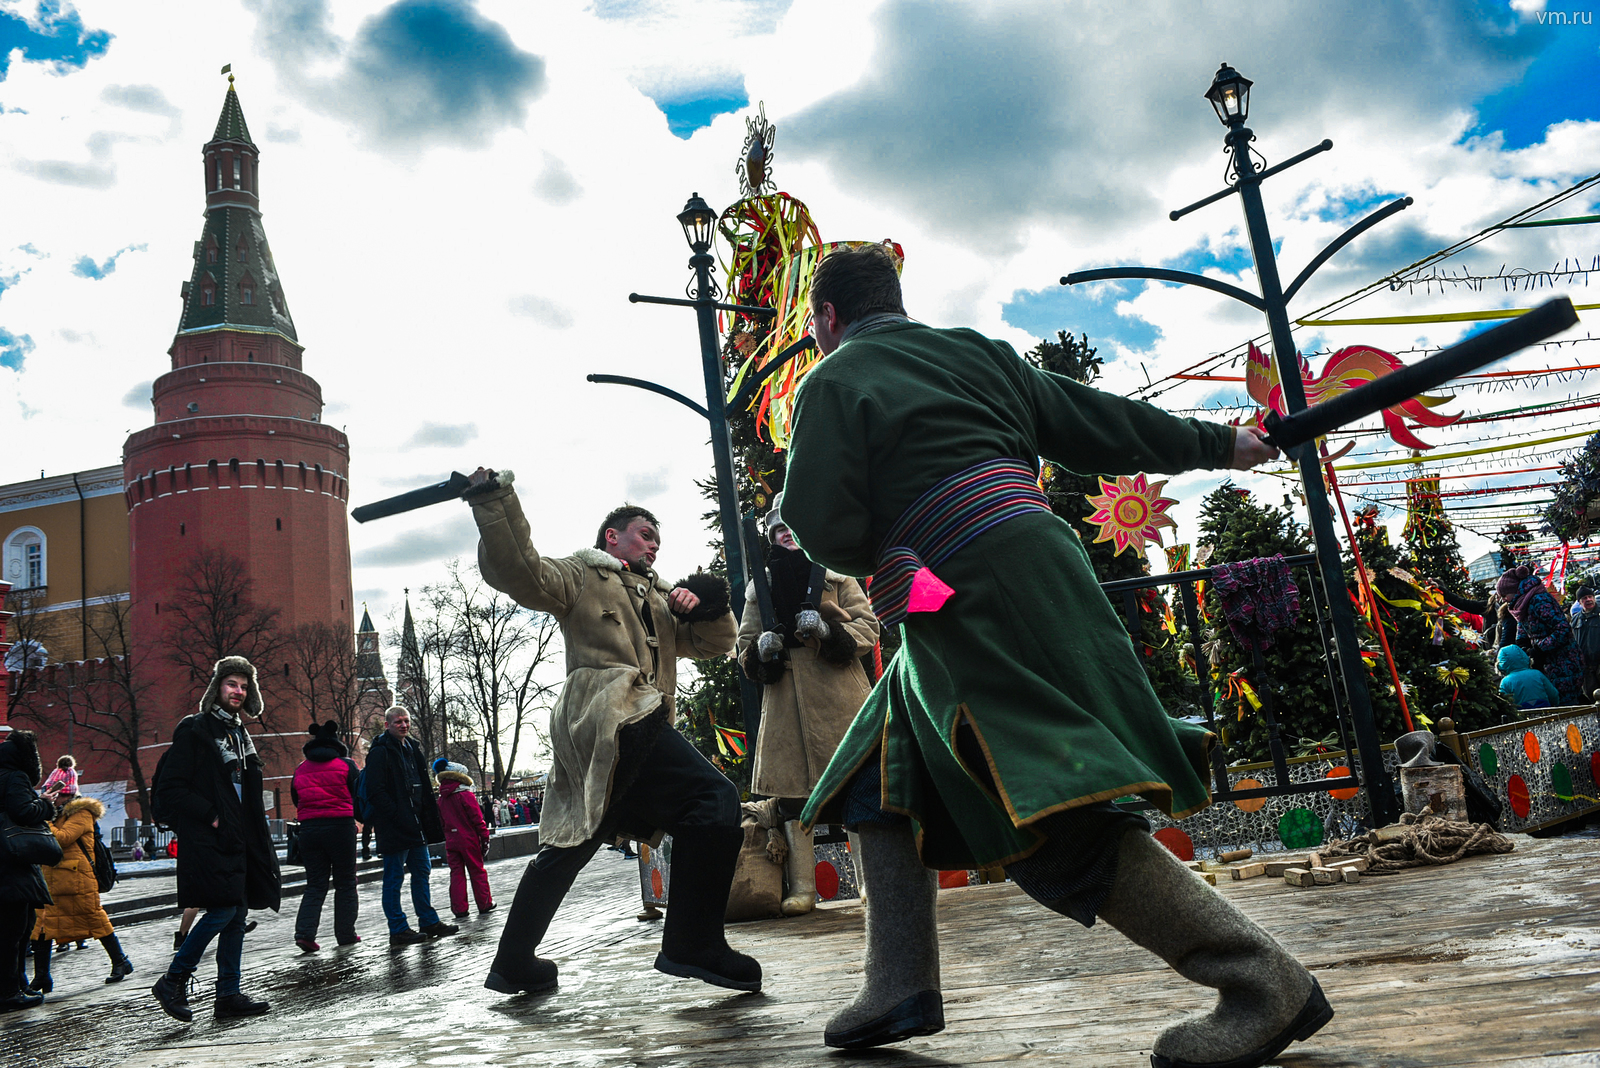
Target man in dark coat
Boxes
[364,705,455,945]
[0,728,60,1013]
[1574,586,1600,702]
[150,657,281,1023]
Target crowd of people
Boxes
[3,246,1598,1068]
[1449,576,1600,711]
[0,667,502,1019]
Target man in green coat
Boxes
[784,245,1331,1068]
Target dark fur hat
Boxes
[199,656,265,719]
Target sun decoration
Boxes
[1085,473,1178,555]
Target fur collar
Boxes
[58,796,104,822]
[436,769,474,787]
[573,546,673,592]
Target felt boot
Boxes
[483,843,595,994]
[1097,829,1332,1068]
[781,821,817,916]
[27,938,51,994]
[823,821,943,1049]
[654,824,762,991]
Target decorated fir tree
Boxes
[1543,429,1600,542]
[1344,508,1512,733]
[1496,521,1535,572]
[1023,332,1202,719]
[1399,474,1469,594]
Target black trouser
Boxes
[496,724,739,959]
[295,817,359,942]
[0,905,33,998]
[840,726,1147,928]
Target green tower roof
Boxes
[211,81,254,145]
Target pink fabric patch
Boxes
[907,567,955,614]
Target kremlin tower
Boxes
[121,78,354,801]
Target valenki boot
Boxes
[483,845,593,994]
[781,821,817,916]
[1097,830,1333,1068]
[654,824,762,991]
[823,821,943,1049]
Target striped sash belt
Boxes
[869,458,1049,628]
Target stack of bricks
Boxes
[1184,848,1375,888]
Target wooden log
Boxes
[1231,862,1267,880]
[1264,856,1316,878]
[1283,868,1316,887]
[1326,856,1371,872]
[1311,867,1340,886]
[1195,870,1217,886]
[1219,848,1254,862]
[1341,867,1362,884]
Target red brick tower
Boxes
[122,79,354,800]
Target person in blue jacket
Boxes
[1497,644,1559,710]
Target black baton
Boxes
[351,472,473,524]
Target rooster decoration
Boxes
[1245,343,1460,457]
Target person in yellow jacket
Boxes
[29,796,132,991]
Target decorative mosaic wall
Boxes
[1140,754,1386,860]
[1464,709,1600,832]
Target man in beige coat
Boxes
[738,492,880,914]
[462,469,760,996]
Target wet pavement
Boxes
[7,834,1600,1067]
[5,847,646,1068]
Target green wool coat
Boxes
[785,321,1237,870]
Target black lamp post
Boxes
[588,193,817,754]
[1064,63,1408,826]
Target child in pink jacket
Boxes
[42,755,78,797]
[434,760,494,918]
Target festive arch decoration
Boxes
[1085,473,1178,555]
[1246,342,1461,451]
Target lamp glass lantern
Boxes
[1206,63,1252,125]
[678,193,717,253]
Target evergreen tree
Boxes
[1346,509,1512,732]
[1543,429,1600,542]
[1196,484,1342,761]
[1496,521,1535,571]
[1023,332,1202,718]
[1399,476,1469,594]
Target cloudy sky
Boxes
[2,0,1597,630]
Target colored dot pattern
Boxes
[1523,731,1542,763]
[1231,778,1267,813]
[814,861,840,901]
[1324,766,1359,801]
[1278,807,1322,849]
[1153,827,1195,861]
[1507,775,1531,820]
[1551,763,1574,803]
[1478,744,1498,778]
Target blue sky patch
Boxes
[1003,279,1161,354]
[652,84,749,139]
[0,1,112,81]
[70,243,145,280]
[0,326,34,371]
[1470,19,1600,149]
[1313,189,1405,224]
[1164,237,1255,278]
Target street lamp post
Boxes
[591,193,815,755]
[1065,64,1406,826]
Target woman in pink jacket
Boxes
[434,761,494,918]
[289,722,361,951]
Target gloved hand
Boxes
[757,630,784,662]
[794,608,830,642]
[481,839,491,859]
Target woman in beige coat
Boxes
[738,493,881,914]
[29,796,132,990]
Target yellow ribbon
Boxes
[1297,302,1598,327]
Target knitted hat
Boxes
[1495,565,1532,601]
[303,720,348,758]
[432,756,450,775]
